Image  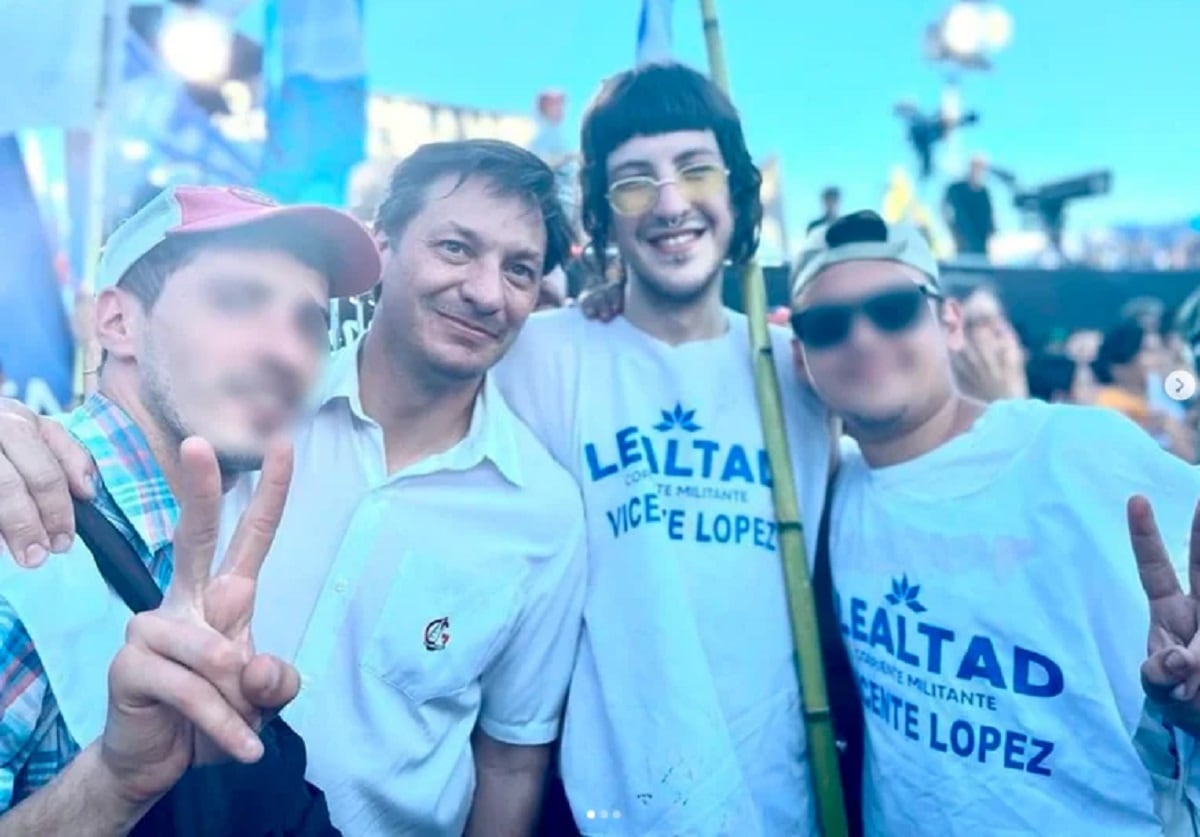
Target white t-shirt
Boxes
[830,399,1200,835]
[493,307,831,836]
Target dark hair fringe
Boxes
[1092,317,1147,384]
[373,139,574,275]
[1025,351,1077,401]
[579,62,762,272]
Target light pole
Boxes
[923,1,1012,177]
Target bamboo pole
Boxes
[696,2,849,834]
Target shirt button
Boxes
[333,578,349,594]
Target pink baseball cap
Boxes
[96,185,381,298]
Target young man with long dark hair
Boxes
[494,63,832,835]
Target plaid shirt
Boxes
[0,394,177,810]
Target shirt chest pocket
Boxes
[360,551,522,704]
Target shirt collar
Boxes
[64,393,178,556]
[319,334,525,487]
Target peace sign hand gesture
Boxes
[1128,494,1200,736]
[98,437,301,806]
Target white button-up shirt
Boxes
[226,339,588,836]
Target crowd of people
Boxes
[0,60,1198,837]
[939,285,1200,463]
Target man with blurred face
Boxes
[789,210,1200,835]
[495,63,832,835]
[0,185,378,832]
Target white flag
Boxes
[0,0,108,134]
[636,0,674,65]
[273,0,365,81]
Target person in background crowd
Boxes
[1093,319,1157,418]
[0,185,377,834]
[806,186,841,233]
[0,141,588,836]
[494,62,833,835]
[1171,288,1200,439]
[1065,327,1103,369]
[1174,287,1200,375]
[1123,296,1166,335]
[1122,296,1188,422]
[1026,350,1091,404]
[1162,329,1193,379]
[944,281,1028,401]
[789,210,1200,836]
[1093,318,1195,460]
[943,156,995,258]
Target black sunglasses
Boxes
[791,285,940,350]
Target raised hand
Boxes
[0,398,96,565]
[1128,495,1200,735]
[99,437,300,805]
[952,325,1024,402]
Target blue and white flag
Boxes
[0,137,73,413]
[0,0,106,134]
[258,0,367,205]
[636,0,675,65]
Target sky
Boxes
[350,0,1197,242]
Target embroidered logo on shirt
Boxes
[424,617,451,651]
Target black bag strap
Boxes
[812,470,865,837]
[71,502,343,835]
[73,498,164,614]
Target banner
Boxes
[0,138,73,413]
[367,96,537,160]
[758,156,790,265]
[636,0,675,65]
[0,0,106,134]
[257,0,366,205]
[259,75,366,205]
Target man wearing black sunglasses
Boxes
[791,210,1200,835]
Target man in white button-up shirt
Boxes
[237,140,586,836]
[0,140,586,836]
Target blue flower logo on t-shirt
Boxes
[885,575,928,614]
[653,403,702,433]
